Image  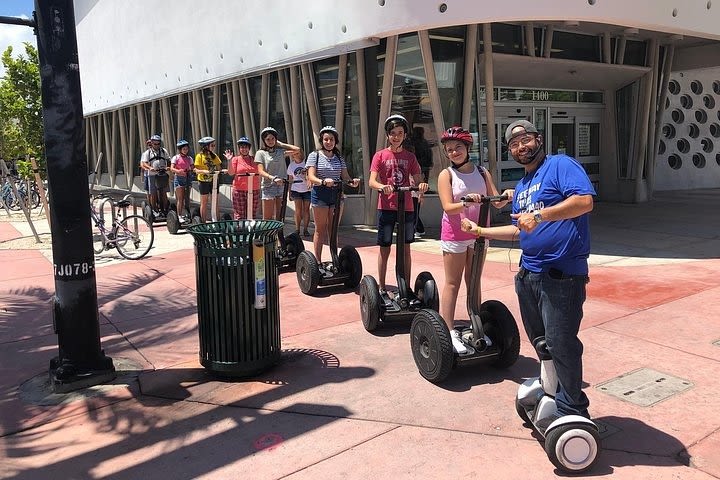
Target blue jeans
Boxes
[515,268,590,416]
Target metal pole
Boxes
[482,24,498,179]
[35,0,115,393]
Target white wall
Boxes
[75,0,720,115]
[654,67,720,190]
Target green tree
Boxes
[0,42,44,173]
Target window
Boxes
[551,30,601,62]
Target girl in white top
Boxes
[287,155,311,236]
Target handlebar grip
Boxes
[460,194,509,204]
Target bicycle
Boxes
[91,196,154,259]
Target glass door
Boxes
[549,116,575,157]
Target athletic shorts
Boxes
[376,209,416,247]
[198,181,219,195]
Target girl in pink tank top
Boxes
[437,127,507,354]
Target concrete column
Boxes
[335,54,348,136]
[525,23,536,57]
[419,30,446,154]
[290,66,302,147]
[376,35,397,152]
[483,24,498,179]
[461,25,478,129]
[543,25,554,58]
[634,38,657,203]
[649,44,674,197]
[356,49,375,223]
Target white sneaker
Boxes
[450,329,468,354]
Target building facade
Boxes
[76,0,720,226]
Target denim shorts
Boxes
[262,183,283,200]
[290,190,311,202]
[311,186,342,207]
[376,209,416,247]
[173,175,189,188]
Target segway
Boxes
[143,166,171,223]
[359,185,439,332]
[410,194,521,383]
[516,337,600,473]
[210,169,233,222]
[296,182,362,295]
[275,178,305,270]
[166,169,196,234]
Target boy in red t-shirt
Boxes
[368,114,429,298]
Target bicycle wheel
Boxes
[114,214,154,259]
[92,222,106,254]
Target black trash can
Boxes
[187,220,283,376]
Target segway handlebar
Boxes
[378,185,420,193]
[460,193,509,204]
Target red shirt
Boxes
[370,148,420,211]
[231,155,260,191]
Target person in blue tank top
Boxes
[460,120,596,422]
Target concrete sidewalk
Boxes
[0,189,719,479]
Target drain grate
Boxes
[596,368,693,407]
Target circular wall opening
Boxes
[665,97,670,109]
[713,80,720,94]
[668,154,682,170]
[658,140,666,154]
[680,94,693,108]
[672,8,678,17]
[691,80,703,94]
[688,123,700,138]
[710,123,720,138]
[671,109,684,123]
[703,95,716,109]
[695,109,708,123]
[701,138,714,153]
[662,124,676,138]
[668,79,681,94]
[692,153,706,168]
[676,138,690,153]
[717,153,720,166]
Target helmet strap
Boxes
[451,157,470,170]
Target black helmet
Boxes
[319,125,339,143]
[384,114,409,135]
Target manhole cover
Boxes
[595,368,693,407]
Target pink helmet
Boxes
[441,126,473,147]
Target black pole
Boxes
[35,0,115,392]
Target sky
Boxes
[0,0,37,77]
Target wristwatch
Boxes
[533,211,543,224]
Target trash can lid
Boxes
[187,220,283,247]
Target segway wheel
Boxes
[410,309,454,383]
[359,275,382,332]
[296,251,321,295]
[515,397,531,425]
[338,245,362,289]
[481,300,520,368]
[142,204,154,223]
[545,423,600,473]
[414,271,439,311]
[166,210,180,234]
[169,203,177,212]
[284,231,305,262]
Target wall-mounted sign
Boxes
[478,87,603,104]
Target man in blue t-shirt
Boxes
[460,119,595,422]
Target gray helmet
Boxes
[384,114,409,135]
[198,136,215,147]
[150,134,162,142]
[319,125,339,143]
[260,127,278,140]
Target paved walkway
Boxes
[0,189,719,479]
